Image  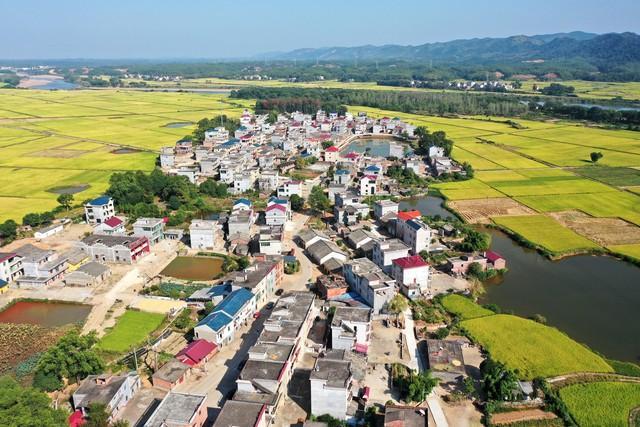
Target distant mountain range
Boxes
[262,32,640,64]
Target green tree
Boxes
[290,194,304,211]
[481,358,519,401]
[457,229,491,252]
[0,220,18,241]
[34,330,104,390]
[322,140,334,149]
[0,376,67,427]
[57,193,74,210]
[406,370,439,402]
[388,294,409,316]
[590,151,604,163]
[308,185,330,214]
[463,376,477,398]
[85,403,110,427]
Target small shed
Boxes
[152,359,191,391]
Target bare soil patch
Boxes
[29,149,89,158]
[491,408,558,425]
[449,198,536,224]
[550,210,640,246]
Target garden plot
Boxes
[449,198,536,224]
[549,211,640,246]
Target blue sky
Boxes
[2,0,639,59]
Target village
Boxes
[0,108,511,427]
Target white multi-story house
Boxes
[277,180,303,198]
[359,175,377,196]
[84,196,115,225]
[233,173,254,195]
[265,197,291,226]
[258,226,284,256]
[310,349,354,420]
[132,217,165,245]
[331,306,372,353]
[343,258,396,314]
[402,219,432,255]
[189,220,219,250]
[0,252,22,284]
[392,255,430,299]
[373,199,399,220]
[372,239,411,274]
[14,244,68,288]
[194,288,256,346]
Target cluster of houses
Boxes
[158,109,421,197]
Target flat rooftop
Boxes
[213,400,266,427]
[426,339,466,374]
[332,306,372,326]
[248,343,294,363]
[144,392,205,427]
[240,359,285,382]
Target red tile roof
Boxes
[0,252,17,263]
[176,339,218,366]
[485,250,504,263]
[343,152,359,159]
[266,204,287,212]
[104,216,123,228]
[397,210,421,221]
[325,146,339,152]
[392,255,428,269]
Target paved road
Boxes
[427,396,450,427]
[403,307,422,371]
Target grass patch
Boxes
[492,215,599,254]
[559,382,640,427]
[97,310,165,353]
[608,243,640,261]
[440,294,494,320]
[461,314,613,379]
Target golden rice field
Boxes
[0,89,248,221]
[350,105,640,258]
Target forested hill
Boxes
[263,32,640,64]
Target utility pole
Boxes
[133,347,139,372]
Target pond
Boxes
[47,184,90,195]
[479,227,640,362]
[111,147,143,154]
[164,122,193,128]
[160,256,224,281]
[0,301,91,327]
[342,138,410,158]
[36,80,80,90]
[399,195,456,220]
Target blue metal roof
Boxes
[213,288,253,318]
[0,279,7,288]
[365,165,381,171]
[335,169,350,175]
[269,196,288,205]
[221,139,239,148]
[88,196,111,206]
[197,311,232,332]
[234,198,252,207]
[208,283,232,297]
[406,219,423,231]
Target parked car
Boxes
[266,302,275,309]
[253,311,261,319]
[275,288,284,296]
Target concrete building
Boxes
[316,274,348,300]
[228,211,253,236]
[64,261,111,287]
[84,196,115,225]
[277,180,303,198]
[144,392,207,427]
[402,219,432,255]
[34,223,64,240]
[395,210,422,240]
[189,220,219,250]
[383,405,429,427]
[194,288,256,346]
[0,252,22,284]
[258,226,283,255]
[132,217,165,245]
[93,217,125,236]
[343,257,396,314]
[372,239,411,274]
[152,359,191,391]
[446,254,488,275]
[227,259,282,308]
[78,235,150,264]
[14,244,67,288]
[213,401,270,427]
[72,373,141,420]
[392,255,429,299]
[310,349,353,420]
[373,199,399,220]
[297,228,330,249]
[307,239,348,268]
[425,339,466,380]
[331,306,372,353]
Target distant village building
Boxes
[331,306,372,353]
[189,220,219,250]
[132,217,165,245]
[78,235,150,264]
[310,349,354,420]
[343,257,396,314]
[72,373,141,420]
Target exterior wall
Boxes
[133,221,164,245]
[373,203,398,220]
[372,245,410,274]
[310,380,348,420]
[84,200,115,224]
[190,229,216,250]
[265,211,287,226]
[392,264,429,291]
[0,255,23,283]
[79,239,149,264]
